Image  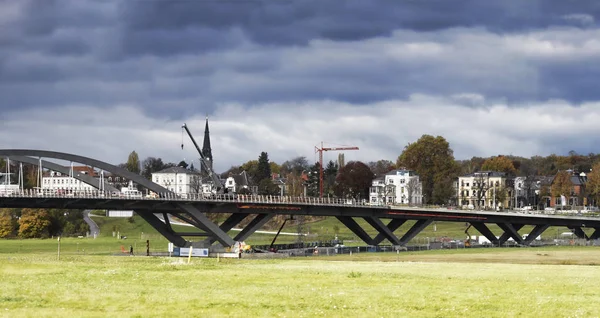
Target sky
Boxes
[2,0,600,173]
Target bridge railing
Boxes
[3,190,600,217]
[0,189,383,207]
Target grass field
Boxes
[2,214,598,316]
[1,247,600,317]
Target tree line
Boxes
[0,209,89,239]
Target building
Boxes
[41,166,101,193]
[514,176,553,209]
[549,170,588,208]
[151,166,201,198]
[369,169,423,205]
[224,171,254,194]
[458,171,513,209]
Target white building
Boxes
[370,169,423,205]
[458,171,513,209]
[152,166,201,198]
[41,166,100,193]
[224,171,253,194]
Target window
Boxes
[466,183,470,187]
[155,178,159,182]
[389,179,394,184]
[466,190,469,196]
[400,179,405,184]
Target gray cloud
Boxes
[2,0,600,167]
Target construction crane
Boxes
[181,123,225,194]
[315,142,359,197]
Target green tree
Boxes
[367,160,395,177]
[397,135,459,204]
[334,161,373,200]
[258,178,280,195]
[240,160,259,184]
[551,170,573,207]
[270,162,281,175]
[306,163,321,197]
[481,156,517,175]
[141,157,167,180]
[126,151,141,174]
[280,156,309,175]
[324,160,339,196]
[18,209,51,238]
[177,160,189,169]
[256,152,272,183]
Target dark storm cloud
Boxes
[1,0,600,117]
[119,0,600,50]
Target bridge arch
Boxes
[7,155,119,192]
[0,149,170,194]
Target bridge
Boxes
[1,149,599,249]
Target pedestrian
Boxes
[129,245,134,256]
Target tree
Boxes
[177,160,188,169]
[258,178,280,195]
[481,156,517,175]
[280,156,310,175]
[368,160,395,177]
[432,176,456,205]
[18,209,51,238]
[405,178,419,205]
[334,161,373,199]
[0,209,18,238]
[270,162,281,175]
[586,162,600,206]
[492,185,508,208]
[256,152,272,183]
[397,135,458,204]
[126,151,141,174]
[472,174,489,208]
[285,172,306,196]
[305,163,321,197]
[240,160,259,184]
[551,170,573,207]
[324,160,339,196]
[141,157,166,180]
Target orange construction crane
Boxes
[315,142,359,197]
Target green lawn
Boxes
[1,247,600,317]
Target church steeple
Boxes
[202,116,213,170]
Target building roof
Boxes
[385,169,416,176]
[154,166,198,174]
[462,171,507,178]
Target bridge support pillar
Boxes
[177,203,235,247]
[371,219,406,245]
[364,217,402,245]
[336,216,374,245]
[522,224,550,245]
[470,222,499,245]
[136,210,188,247]
[498,224,524,245]
[203,213,249,245]
[399,219,432,246]
[589,228,600,240]
[234,213,275,242]
[569,226,589,240]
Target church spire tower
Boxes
[202,116,213,171]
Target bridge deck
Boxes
[2,191,598,248]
